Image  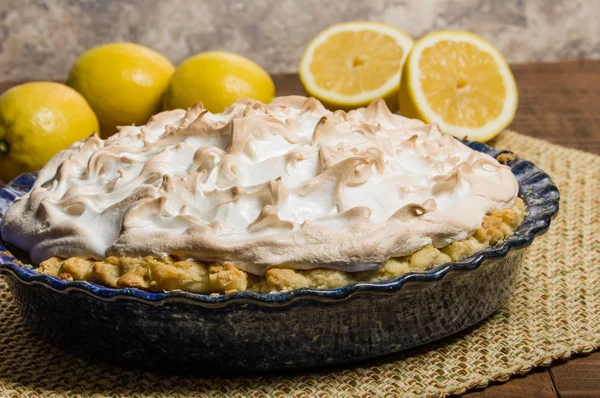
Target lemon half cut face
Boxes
[399,31,518,142]
[299,22,414,111]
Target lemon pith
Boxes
[399,31,518,142]
[299,22,414,110]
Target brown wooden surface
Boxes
[1,60,599,396]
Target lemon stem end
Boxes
[0,140,9,156]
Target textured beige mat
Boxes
[0,131,598,397]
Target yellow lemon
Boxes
[0,82,99,181]
[163,51,275,113]
[299,22,413,111]
[67,42,174,138]
[399,31,518,142]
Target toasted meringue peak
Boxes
[1,96,518,275]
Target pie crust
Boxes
[39,197,524,294]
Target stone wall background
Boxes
[1,0,599,81]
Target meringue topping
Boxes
[0,96,519,275]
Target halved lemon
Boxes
[399,31,518,142]
[299,22,414,111]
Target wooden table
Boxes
[1,60,599,397]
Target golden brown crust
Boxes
[496,152,517,163]
[38,198,525,294]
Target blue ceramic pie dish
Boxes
[0,141,559,371]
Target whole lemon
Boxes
[0,82,99,182]
[163,51,275,112]
[67,42,174,138]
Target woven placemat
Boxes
[0,131,598,397]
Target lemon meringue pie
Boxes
[0,96,524,294]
